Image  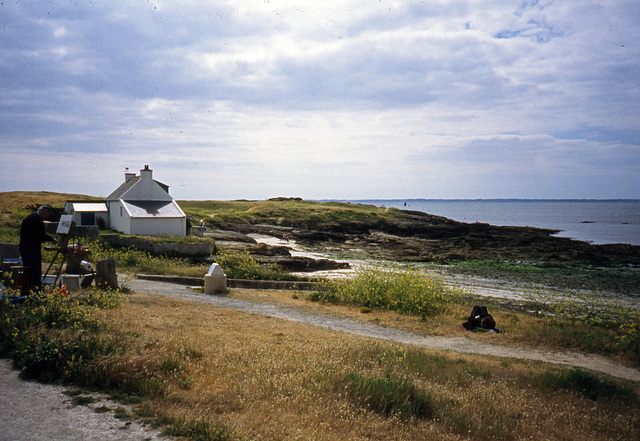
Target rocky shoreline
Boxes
[208,208,640,269]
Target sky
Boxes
[1,0,639,201]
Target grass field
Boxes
[2,286,638,441]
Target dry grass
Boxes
[93,291,639,441]
[223,289,637,364]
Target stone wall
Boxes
[99,234,214,257]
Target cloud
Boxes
[0,0,638,200]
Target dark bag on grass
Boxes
[462,305,496,331]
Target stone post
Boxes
[204,263,227,294]
[95,258,118,291]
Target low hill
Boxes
[3,192,639,269]
[0,191,101,214]
[0,191,102,239]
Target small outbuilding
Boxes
[63,201,109,228]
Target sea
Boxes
[340,200,640,246]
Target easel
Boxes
[43,215,94,288]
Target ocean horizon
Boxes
[329,199,640,246]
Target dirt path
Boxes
[128,278,640,382]
[0,359,168,441]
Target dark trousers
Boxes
[19,246,42,292]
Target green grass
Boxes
[312,264,464,319]
[342,372,437,419]
[72,395,96,406]
[179,198,401,229]
[163,417,233,441]
[522,285,640,359]
[541,368,638,403]
[451,259,640,294]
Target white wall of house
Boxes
[129,217,187,237]
[82,211,109,228]
[108,200,131,234]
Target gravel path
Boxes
[128,278,640,383]
[0,359,168,441]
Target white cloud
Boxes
[0,0,638,200]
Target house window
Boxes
[120,207,123,216]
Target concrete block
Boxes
[204,263,227,294]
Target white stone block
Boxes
[204,263,227,294]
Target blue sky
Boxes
[1,0,638,200]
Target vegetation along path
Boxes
[127,277,640,383]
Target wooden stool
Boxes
[10,265,31,296]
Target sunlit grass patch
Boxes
[522,285,640,360]
[313,264,464,319]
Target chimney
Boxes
[140,165,153,181]
[124,172,136,183]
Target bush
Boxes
[214,250,303,281]
[314,265,462,319]
[12,333,110,383]
[0,287,124,382]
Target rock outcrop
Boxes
[211,209,640,267]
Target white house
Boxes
[105,165,187,237]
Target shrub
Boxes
[214,250,261,279]
[214,249,303,281]
[0,287,124,382]
[314,265,462,318]
[12,333,110,383]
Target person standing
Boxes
[19,205,55,292]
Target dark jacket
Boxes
[20,212,54,251]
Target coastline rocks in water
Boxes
[211,209,640,267]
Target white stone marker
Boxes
[204,263,227,294]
